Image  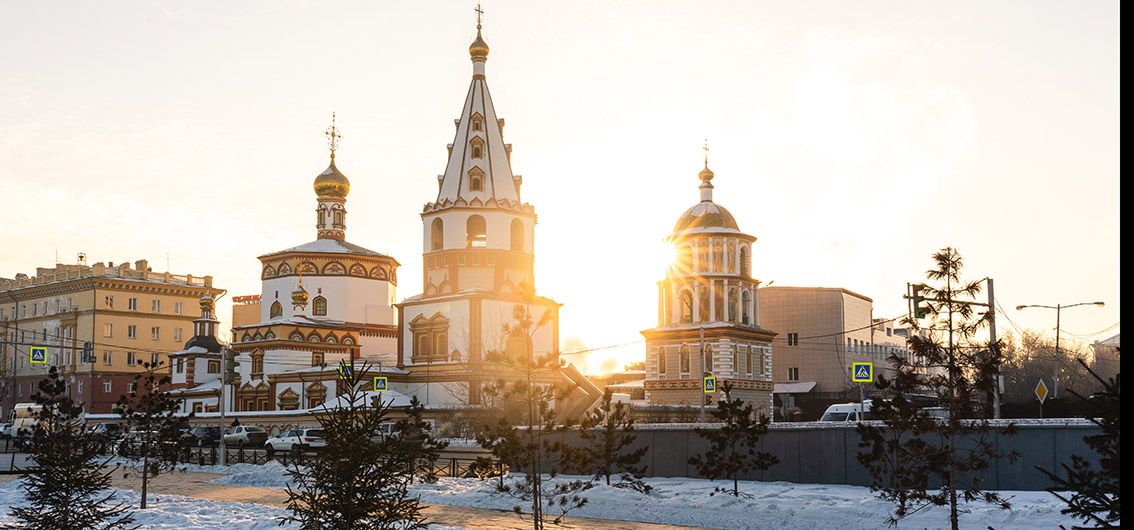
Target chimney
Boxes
[135,259,148,272]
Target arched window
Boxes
[699,288,710,323]
[740,246,750,277]
[270,301,282,319]
[679,290,693,324]
[251,350,264,378]
[680,345,691,373]
[510,219,524,251]
[468,167,484,192]
[741,290,751,325]
[658,348,667,374]
[333,209,343,227]
[728,287,739,322]
[470,137,484,159]
[472,113,484,131]
[466,215,487,248]
[312,296,327,316]
[431,218,444,251]
[317,206,326,227]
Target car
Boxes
[223,425,269,447]
[114,429,160,455]
[89,422,124,445]
[0,423,14,439]
[818,400,875,422]
[180,426,222,446]
[265,428,325,453]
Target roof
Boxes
[259,238,393,260]
[774,381,817,394]
[673,201,740,232]
[759,285,874,303]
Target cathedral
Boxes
[173,19,600,417]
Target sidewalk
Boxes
[103,471,709,530]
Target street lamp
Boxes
[1016,301,1105,400]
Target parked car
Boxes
[818,400,875,422]
[114,429,159,455]
[0,423,14,439]
[180,426,222,446]
[265,428,325,453]
[223,425,269,447]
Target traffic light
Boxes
[222,348,238,384]
[911,283,929,319]
[81,341,94,363]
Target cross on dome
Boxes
[325,112,342,161]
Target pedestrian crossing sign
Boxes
[373,376,388,392]
[29,346,47,364]
[338,361,353,379]
[851,362,873,383]
[703,375,717,393]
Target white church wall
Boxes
[259,276,394,325]
[480,298,557,357]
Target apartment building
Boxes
[1,258,223,415]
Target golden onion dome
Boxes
[469,27,490,62]
[698,164,715,182]
[291,284,309,307]
[313,159,350,199]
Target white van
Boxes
[9,403,43,436]
[818,400,873,422]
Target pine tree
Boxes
[8,366,135,530]
[392,395,449,484]
[575,389,651,493]
[687,381,778,497]
[857,247,1017,529]
[280,359,426,530]
[113,360,187,510]
[1036,357,1120,529]
[474,291,591,529]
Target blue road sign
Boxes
[29,346,47,364]
[373,376,388,392]
[851,362,873,383]
[703,375,717,393]
[338,362,353,379]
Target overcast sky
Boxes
[0,1,1119,374]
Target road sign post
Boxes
[703,375,716,394]
[373,376,388,393]
[851,362,873,421]
[1035,379,1049,418]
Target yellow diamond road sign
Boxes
[1035,379,1049,404]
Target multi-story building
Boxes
[0,259,222,415]
[642,160,776,414]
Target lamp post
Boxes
[1016,301,1104,400]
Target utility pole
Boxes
[219,345,229,467]
[1053,304,1061,400]
[987,278,1001,419]
[698,325,705,423]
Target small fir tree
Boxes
[687,381,778,497]
[857,247,1017,529]
[1036,357,1120,529]
[575,389,651,493]
[474,287,591,529]
[8,366,135,530]
[113,360,186,510]
[280,359,426,530]
[392,395,450,484]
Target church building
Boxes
[642,158,776,415]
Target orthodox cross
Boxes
[703,138,710,166]
[475,3,484,28]
[325,112,342,160]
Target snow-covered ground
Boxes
[211,462,1081,529]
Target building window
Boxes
[127,382,136,394]
[510,219,524,251]
[127,351,137,366]
[176,359,184,373]
[742,291,751,325]
[270,301,283,319]
[787,333,798,346]
[740,246,750,277]
[472,114,483,131]
[311,352,324,366]
[151,353,160,367]
[705,346,713,374]
[175,301,184,315]
[728,287,739,322]
[174,328,183,342]
[127,325,136,339]
[787,367,799,381]
[680,345,690,373]
[410,314,450,363]
[104,296,114,309]
[104,323,113,338]
[151,326,160,340]
[658,348,667,374]
[306,383,327,409]
[431,218,444,251]
[152,300,161,313]
[128,298,138,311]
[312,296,328,316]
[847,338,852,352]
[103,380,112,393]
[679,290,693,324]
[103,351,112,365]
[470,137,484,159]
[251,351,264,378]
[208,360,220,373]
[466,215,487,248]
[746,346,753,374]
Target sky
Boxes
[0,1,1120,375]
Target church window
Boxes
[333,209,344,227]
[746,346,753,374]
[305,383,326,409]
[680,345,690,373]
[470,137,484,159]
[466,215,487,248]
[312,296,327,316]
[431,218,444,251]
[510,219,524,251]
[417,335,429,357]
[740,246,750,278]
[728,287,739,322]
[698,288,710,323]
[434,332,448,359]
[742,291,751,325]
[677,244,693,273]
[705,346,713,373]
[470,174,483,191]
[451,349,461,362]
[472,113,483,131]
[278,389,299,411]
[679,290,693,324]
[270,301,282,319]
[658,348,666,374]
[311,352,324,366]
[317,206,326,227]
[251,350,264,378]
[410,313,450,363]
